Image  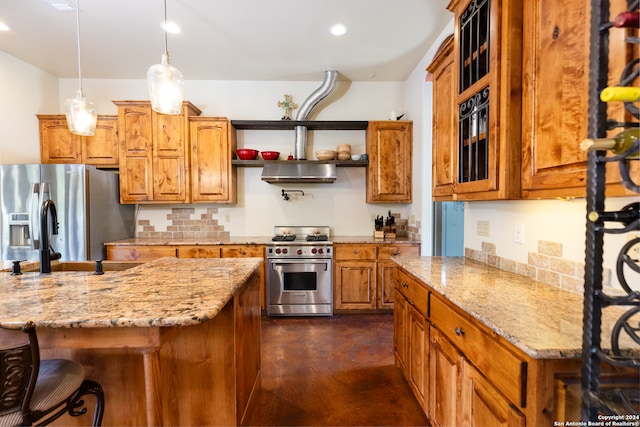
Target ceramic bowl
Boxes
[261,151,280,160]
[316,150,337,160]
[236,149,259,160]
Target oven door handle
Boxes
[269,260,329,270]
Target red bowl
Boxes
[261,151,280,161]
[236,149,259,160]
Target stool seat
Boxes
[0,322,104,426]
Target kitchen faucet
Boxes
[40,199,61,274]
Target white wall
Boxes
[405,18,455,255]
[55,77,416,237]
[0,51,59,164]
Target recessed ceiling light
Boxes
[163,21,181,34]
[0,22,9,31]
[329,23,348,36]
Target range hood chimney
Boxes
[261,70,339,184]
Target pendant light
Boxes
[64,0,97,136]
[147,0,184,115]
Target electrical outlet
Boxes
[225,214,231,223]
[513,223,525,244]
[627,234,640,260]
[410,214,416,224]
[371,214,375,222]
[477,220,490,237]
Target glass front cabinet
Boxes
[447,0,523,200]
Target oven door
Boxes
[267,258,333,316]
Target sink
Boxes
[21,261,143,273]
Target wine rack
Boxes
[581,0,640,421]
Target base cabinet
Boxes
[394,266,570,427]
[335,243,420,311]
[429,326,462,427]
[461,361,525,427]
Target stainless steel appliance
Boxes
[0,164,135,262]
[266,226,333,316]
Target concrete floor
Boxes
[243,313,428,426]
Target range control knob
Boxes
[282,248,288,255]
[318,248,324,254]
[297,249,303,255]
[311,248,318,254]
[275,248,281,254]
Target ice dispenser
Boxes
[9,212,30,247]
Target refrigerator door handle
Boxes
[29,182,42,250]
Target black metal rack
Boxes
[581,0,640,420]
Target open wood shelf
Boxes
[231,120,369,130]
[232,159,368,167]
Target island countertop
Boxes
[0,257,263,329]
[392,256,634,360]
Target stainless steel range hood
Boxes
[261,162,337,183]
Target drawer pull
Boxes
[402,282,409,288]
[353,250,359,254]
[240,250,246,255]
[455,327,464,336]
[393,249,401,256]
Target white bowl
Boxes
[351,154,360,161]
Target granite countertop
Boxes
[0,257,262,329]
[105,236,421,246]
[393,256,634,360]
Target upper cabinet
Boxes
[189,117,237,203]
[366,120,413,203]
[447,0,523,201]
[521,0,639,199]
[115,100,201,204]
[427,36,456,201]
[38,115,119,168]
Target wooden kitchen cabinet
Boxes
[106,245,178,261]
[115,100,201,204]
[38,115,119,167]
[427,35,456,201]
[395,268,430,412]
[222,245,267,311]
[429,326,462,427]
[461,360,525,427]
[521,0,639,199]
[334,245,377,310]
[335,243,419,311]
[377,244,420,309]
[189,117,237,203]
[366,121,413,203]
[442,0,522,201]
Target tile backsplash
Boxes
[137,207,230,240]
[465,240,611,295]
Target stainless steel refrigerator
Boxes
[0,164,135,262]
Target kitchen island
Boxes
[392,256,638,426]
[0,257,263,426]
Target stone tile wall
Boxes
[465,240,611,295]
[137,207,230,240]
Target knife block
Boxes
[373,230,385,239]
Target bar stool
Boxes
[0,321,104,426]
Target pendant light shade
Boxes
[147,0,184,115]
[65,0,97,136]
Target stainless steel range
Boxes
[266,226,333,316]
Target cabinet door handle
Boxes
[240,250,246,255]
[393,249,401,256]
[353,250,359,254]
[455,327,464,336]
[402,282,409,288]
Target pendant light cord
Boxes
[163,0,169,56]
[75,0,83,93]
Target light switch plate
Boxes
[477,220,490,237]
